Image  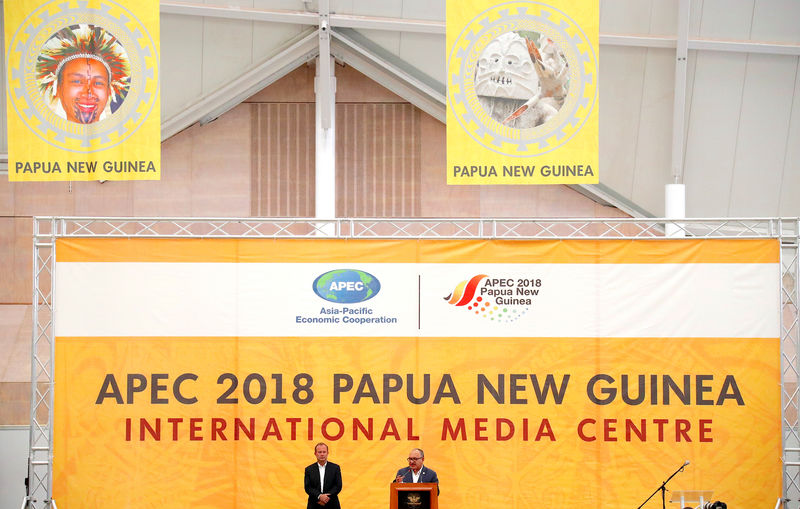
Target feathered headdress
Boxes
[36,24,131,106]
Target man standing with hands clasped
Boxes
[304,443,342,508]
[394,448,439,494]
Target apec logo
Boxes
[312,269,381,304]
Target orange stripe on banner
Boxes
[55,238,780,264]
[54,336,778,341]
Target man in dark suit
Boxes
[394,448,439,494]
[304,442,342,508]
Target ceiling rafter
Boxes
[161,2,800,55]
[160,1,444,34]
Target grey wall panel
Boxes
[600,0,657,34]
[253,22,307,62]
[779,73,800,214]
[683,0,754,217]
[350,1,403,53]
[399,32,445,84]
[631,48,675,216]
[332,0,355,14]
[599,46,647,204]
[729,54,797,216]
[254,0,308,9]
[682,51,699,169]
[683,52,748,216]
[778,60,800,216]
[694,0,755,40]
[401,0,445,82]
[752,0,800,44]
[402,0,445,21]
[649,0,678,36]
[161,14,205,120]
[355,30,400,56]
[688,0,704,38]
[599,0,682,36]
[202,18,255,94]
[0,426,28,509]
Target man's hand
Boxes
[395,475,404,483]
[318,493,331,505]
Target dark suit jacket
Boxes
[305,461,342,509]
[394,466,439,495]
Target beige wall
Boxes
[0,62,626,424]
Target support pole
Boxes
[670,0,691,185]
[665,184,685,237]
[665,0,691,237]
[315,0,336,232]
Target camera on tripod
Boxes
[699,502,727,509]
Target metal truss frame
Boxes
[27,216,800,508]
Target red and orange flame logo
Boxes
[443,274,488,306]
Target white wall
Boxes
[0,426,29,509]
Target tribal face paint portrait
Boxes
[35,24,131,124]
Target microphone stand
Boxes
[636,461,688,509]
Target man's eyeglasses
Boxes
[407,457,422,461]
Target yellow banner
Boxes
[54,337,779,508]
[52,238,781,507]
[4,0,160,181]
[446,0,599,184]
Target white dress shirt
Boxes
[317,461,327,497]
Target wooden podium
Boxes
[390,482,438,509]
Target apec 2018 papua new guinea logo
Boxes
[448,1,597,163]
[444,274,542,322]
[7,0,158,155]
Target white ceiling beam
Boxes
[600,34,677,48]
[162,31,319,140]
[161,3,799,54]
[329,14,443,34]
[601,33,800,56]
[160,1,444,34]
[688,38,800,56]
[161,1,319,25]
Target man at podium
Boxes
[304,442,343,508]
[394,448,439,494]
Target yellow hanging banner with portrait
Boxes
[4,0,160,181]
[446,0,599,184]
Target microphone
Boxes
[395,467,410,483]
[684,460,690,466]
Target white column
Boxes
[665,184,686,238]
[314,0,336,230]
[665,0,691,238]
[314,55,336,223]
[670,0,691,185]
